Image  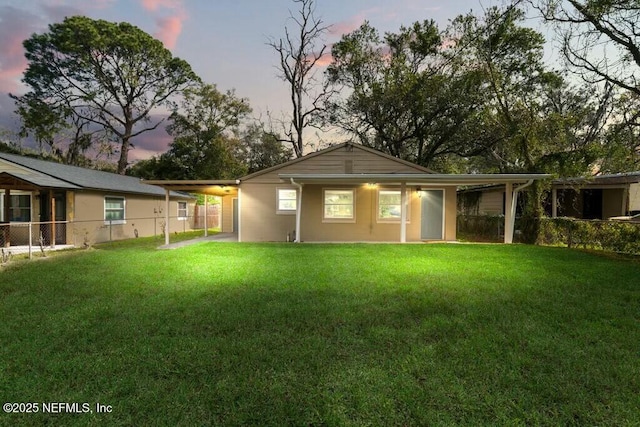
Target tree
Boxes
[534,0,640,96]
[12,93,113,167]
[238,124,292,173]
[15,16,199,174]
[269,0,330,158]
[325,20,491,170]
[129,83,251,180]
[455,6,612,241]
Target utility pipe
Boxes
[290,178,303,243]
[505,179,534,244]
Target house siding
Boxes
[239,144,458,242]
[629,183,640,214]
[72,191,194,244]
[240,182,457,242]
[603,188,625,219]
[247,145,429,184]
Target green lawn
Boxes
[1,240,639,426]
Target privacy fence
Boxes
[458,215,640,255]
[0,206,219,260]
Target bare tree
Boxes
[268,0,330,158]
[534,0,640,96]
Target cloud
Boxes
[154,12,185,49]
[139,0,187,50]
[140,0,182,12]
[0,6,45,95]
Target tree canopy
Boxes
[15,16,199,173]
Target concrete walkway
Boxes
[158,233,238,250]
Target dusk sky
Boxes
[0,0,529,162]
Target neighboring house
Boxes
[149,143,548,244]
[458,171,640,220]
[0,152,195,247]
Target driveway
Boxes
[158,233,238,249]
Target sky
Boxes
[0,0,526,162]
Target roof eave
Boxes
[279,173,551,186]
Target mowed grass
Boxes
[1,240,639,426]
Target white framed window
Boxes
[177,201,188,220]
[277,188,297,214]
[323,189,355,222]
[104,196,125,224]
[378,189,410,222]
[9,194,31,222]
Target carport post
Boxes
[204,195,208,237]
[400,181,407,243]
[165,189,170,246]
[504,182,514,244]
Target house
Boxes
[148,143,549,244]
[458,172,640,220]
[0,152,195,247]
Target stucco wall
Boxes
[239,183,457,242]
[629,183,640,214]
[71,191,194,245]
[602,188,625,219]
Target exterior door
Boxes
[420,189,444,240]
[39,192,66,244]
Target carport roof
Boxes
[142,180,239,196]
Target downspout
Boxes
[290,178,303,243]
[506,179,534,244]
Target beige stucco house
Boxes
[0,152,195,247]
[150,143,549,244]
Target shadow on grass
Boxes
[1,243,639,425]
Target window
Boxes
[324,189,355,221]
[9,194,31,222]
[378,190,410,222]
[177,201,188,220]
[277,188,297,214]
[104,197,125,224]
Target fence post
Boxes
[28,222,32,259]
[109,220,113,242]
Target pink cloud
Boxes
[329,15,366,37]
[138,0,187,50]
[154,13,185,50]
[0,6,43,94]
[141,0,182,12]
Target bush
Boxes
[538,217,640,254]
[459,215,640,255]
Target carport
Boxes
[143,179,239,246]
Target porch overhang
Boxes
[278,173,550,186]
[280,173,551,245]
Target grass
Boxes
[1,239,639,426]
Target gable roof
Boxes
[0,152,189,197]
[240,142,434,181]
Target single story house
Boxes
[148,143,549,244]
[0,152,195,247]
[458,171,640,220]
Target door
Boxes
[420,189,444,240]
[39,192,66,244]
[582,189,603,219]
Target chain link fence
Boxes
[1,207,220,260]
